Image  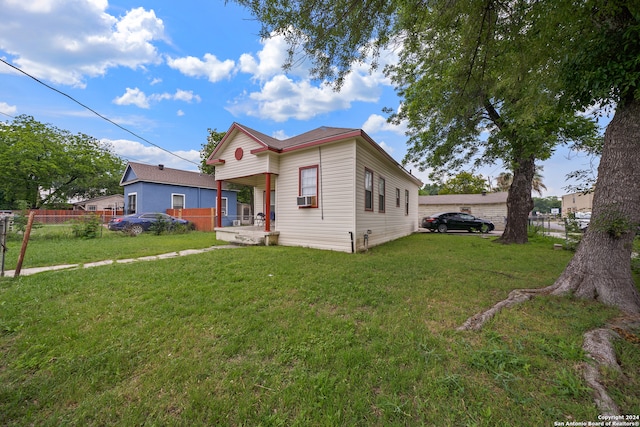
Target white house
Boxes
[72,194,124,212]
[206,123,422,252]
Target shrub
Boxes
[149,214,170,235]
[70,214,102,239]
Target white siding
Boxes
[214,133,279,181]
[275,141,357,252]
[354,140,419,251]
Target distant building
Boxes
[561,191,594,216]
[120,162,237,226]
[418,192,509,230]
[73,194,124,212]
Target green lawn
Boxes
[1,232,638,425]
[2,229,221,269]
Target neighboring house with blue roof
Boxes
[120,162,237,226]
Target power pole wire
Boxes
[0,58,198,166]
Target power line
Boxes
[0,58,198,166]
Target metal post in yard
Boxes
[14,211,35,278]
[0,216,7,277]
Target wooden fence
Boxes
[28,210,123,225]
[13,209,218,231]
[167,208,217,232]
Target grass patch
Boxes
[0,233,637,425]
[1,230,220,269]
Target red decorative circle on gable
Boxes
[234,147,244,160]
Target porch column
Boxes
[265,173,271,232]
[216,179,223,228]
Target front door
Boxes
[263,190,276,222]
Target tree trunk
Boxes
[496,155,535,244]
[551,99,640,314]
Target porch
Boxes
[215,225,280,246]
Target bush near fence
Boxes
[2,210,124,239]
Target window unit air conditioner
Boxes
[297,195,315,207]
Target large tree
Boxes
[233,0,599,244]
[547,0,640,313]
[200,128,253,205]
[199,128,226,175]
[386,1,598,243]
[438,172,487,195]
[494,168,547,196]
[0,115,125,209]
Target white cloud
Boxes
[227,72,383,122]
[0,1,166,87]
[113,87,201,108]
[166,53,235,83]
[238,34,304,81]
[229,34,393,122]
[149,77,162,85]
[362,114,407,136]
[378,140,394,154]
[113,87,150,108]
[172,89,201,103]
[271,130,289,140]
[0,101,18,116]
[105,138,201,171]
[176,109,184,116]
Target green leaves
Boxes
[0,115,125,208]
[438,172,488,195]
[559,0,640,108]
[200,128,225,175]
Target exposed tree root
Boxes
[581,328,621,416]
[456,285,556,331]
[457,284,640,416]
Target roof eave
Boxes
[207,122,273,165]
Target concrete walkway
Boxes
[2,245,243,278]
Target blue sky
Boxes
[0,0,601,197]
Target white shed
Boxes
[418,192,508,230]
[207,123,422,252]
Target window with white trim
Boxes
[172,193,185,210]
[299,165,318,207]
[127,192,137,214]
[364,168,373,211]
[378,177,385,213]
[405,189,409,215]
[220,197,228,216]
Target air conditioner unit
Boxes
[296,195,316,207]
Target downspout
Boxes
[216,180,223,228]
[319,146,324,220]
[349,231,354,253]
